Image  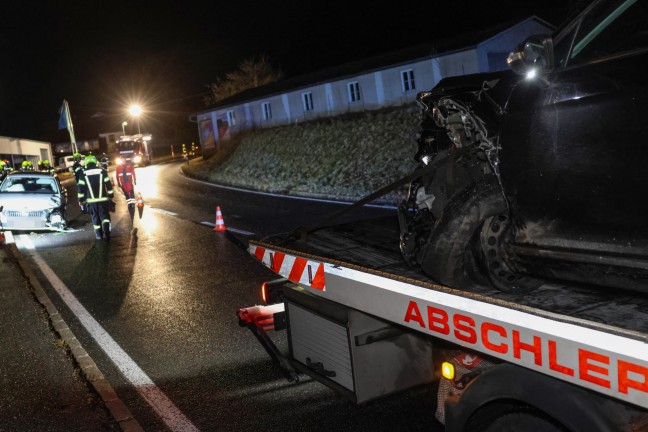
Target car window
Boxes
[568,0,648,65]
[0,177,58,193]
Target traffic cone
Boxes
[0,231,5,244]
[213,206,227,232]
[137,192,144,208]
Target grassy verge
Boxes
[182,105,421,204]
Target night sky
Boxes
[0,0,578,142]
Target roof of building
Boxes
[194,16,554,116]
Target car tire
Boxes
[419,177,506,290]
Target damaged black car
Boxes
[399,0,648,293]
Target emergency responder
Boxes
[77,154,115,241]
[0,159,12,180]
[116,156,137,219]
[72,152,85,184]
[100,153,109,170]
[21,160,34,171]
[1,160,10,171]
[41,159,55,174]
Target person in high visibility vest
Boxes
[0,160,9,181]
[77,154,115,240]
[72,152,85,184]
[21,160,34,171]
[116,156,137,219]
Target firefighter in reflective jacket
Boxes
[116,156,137,218]
[72,152,85,184]
[77,154,115,240]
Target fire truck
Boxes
[114,134,153,166]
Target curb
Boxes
[7,244,145,432]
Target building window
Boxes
[227,110,236,126]
[401,69,416,92]
[302,92,314,112]
[348,81,361,102]
[262,102,272,120]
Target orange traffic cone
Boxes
[137,192,144,208]
[213,206,227,232]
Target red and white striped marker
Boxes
[213,206,227,232]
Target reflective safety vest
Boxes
[73,161,84,183]
[77,166,114,203]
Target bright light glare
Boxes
[441,362,455,380]
[526,69,538,80]
[134,155,142,164]
[129,104,143,117]
[115,157,123,165]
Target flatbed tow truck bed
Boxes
[255,215,648,338]
[245,215,648,413]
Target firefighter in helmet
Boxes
[21,160,34,171]
[0,160,8,181]
[77,154,115,240]
[72,152,85,184]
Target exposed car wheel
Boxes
[419,178,506,290]
[481,214,544,293]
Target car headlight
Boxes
[134,155,142,163]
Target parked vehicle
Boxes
[0,171,68,231]
[57,154,85,172]
[399,0,648,293]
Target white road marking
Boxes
[16,234,35,250]
[3,231,15,244]
[28,250,200,432]
[200,221,254,236]
[149,207,178,216]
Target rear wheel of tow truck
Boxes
[419,178,506,290]
[466,402,567,432]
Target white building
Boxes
[0,136,53,170]
[192,17,553,155]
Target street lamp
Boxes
[128,104,142,134]
[121,121,128,135]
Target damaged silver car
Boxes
[0,171,68,231]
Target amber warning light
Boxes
[441,362,455,380]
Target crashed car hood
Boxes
[0,193,61,211]
[428,69,519,116]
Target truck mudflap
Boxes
[248,242,648,411]
[236,303,298,382]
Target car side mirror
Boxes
[507,35,554,78]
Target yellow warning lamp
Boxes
[441,362,455,380]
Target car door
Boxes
[498,0,648,262]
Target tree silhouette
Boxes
[204,55,283,106]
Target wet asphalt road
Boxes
[17,161,443,431]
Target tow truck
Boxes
[236,0,648,429]
[115,134,153,166]
[239,215,647,431]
